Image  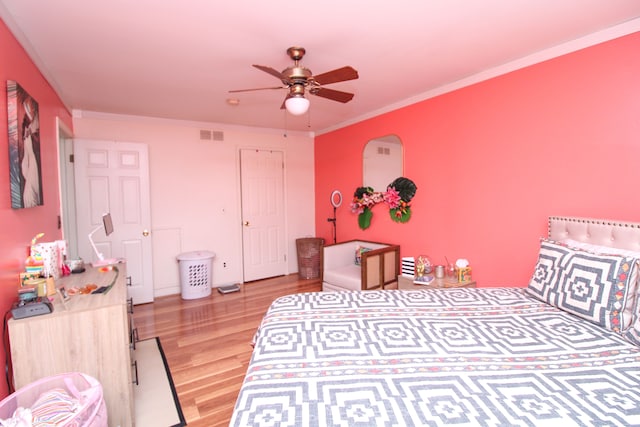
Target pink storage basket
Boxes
[0,372,107,427]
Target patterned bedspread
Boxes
[230,288,640,426]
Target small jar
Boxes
[434,265,445,279]
[25,278,47,297]
[446,263,457,283]
[416,255,432,278]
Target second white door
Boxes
[240,149,286,282]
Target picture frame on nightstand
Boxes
[56,287,69,310]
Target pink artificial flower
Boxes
[361,193,378,208]
[351,200,364,214]
[384,187,402,209]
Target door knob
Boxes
[142,229,150,236]
[243,221,250,226]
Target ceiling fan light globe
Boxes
[285,96,310,115]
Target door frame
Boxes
[56,117,78,257]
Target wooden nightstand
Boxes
[397,274,476,290]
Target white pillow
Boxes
[562,238,640,258]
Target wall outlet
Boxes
[223,262,227,268]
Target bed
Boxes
[231,217,640,426]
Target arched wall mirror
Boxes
[363,134,403,190]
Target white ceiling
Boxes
[1,1,640,134]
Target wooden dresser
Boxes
[8,265,135,426]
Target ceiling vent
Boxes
[200,130,224,141]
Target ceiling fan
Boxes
[229,47,359,115]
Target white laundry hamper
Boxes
[0,372,107,427]
[177,250,216,299]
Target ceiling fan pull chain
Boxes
[283,109,288,138]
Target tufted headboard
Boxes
[548,216,640,252]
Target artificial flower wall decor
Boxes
[351,177,417,230]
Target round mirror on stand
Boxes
[327,190,342,244]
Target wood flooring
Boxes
[133,274,321,427]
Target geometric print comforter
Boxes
[230,288,640,426]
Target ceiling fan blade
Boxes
[312,66,359,85]
[310,87,354,103]
[253,64,287,81]
[229,86,285,93]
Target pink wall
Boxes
[0,19,72,397]
[315,32,640,288]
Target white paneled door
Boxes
[73,139,154,304]
[240,149,286,282]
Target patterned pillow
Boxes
[527,239,639,334]
[354,246,371,266]
[526,239,566,304]
[561,239,640,345]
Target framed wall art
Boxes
[7,80,42,209]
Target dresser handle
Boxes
[132,360,139,386]
[130,328,139,347]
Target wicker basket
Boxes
[296,238,324,280]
